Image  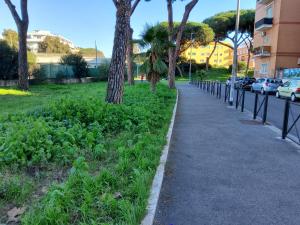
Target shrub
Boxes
[97,62,110,81]
[228,61,247,73]
[61,54,88,78]
[177,62,212,76]
[0,40,18,80]
[30,66,47,82]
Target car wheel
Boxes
[261,88,265,95]
[276,91,280,98]
[291,93,296,102]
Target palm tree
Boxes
[139,25,171,92]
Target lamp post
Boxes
[229,0,241,105]
[189,32,195,84]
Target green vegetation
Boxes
[0,40,18,80]
[2,29,19,49]
[0,83,107,116]
[61,53,89,78]
[79,48,105,58]
[0,82,176,224]
[38,36,71,54]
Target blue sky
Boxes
[0,0,255,57]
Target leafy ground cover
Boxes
[0,83,107,116]
[0,82,176,225]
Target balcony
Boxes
[254,46,271,57]
[255,17,273,31]
[257,0,273,5]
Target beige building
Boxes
[254,0,300,78]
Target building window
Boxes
[266,6,273,18]
[214,60,217,63]
[201,53,205,56]
[260,63,269,74]
[200,60,205,63]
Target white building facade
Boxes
[27,30,76,53]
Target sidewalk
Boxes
[153,84,300,225]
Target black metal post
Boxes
[219,83,222,99]
[262,93,269,124]
[224,85,228,102]
[241,89,245,112]
[236,88,240,109]
[282,99,290,139]
[253,93,258,120]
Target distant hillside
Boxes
[79,48,105,58]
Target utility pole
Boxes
[189,32,195,84]
[229,0,241,105]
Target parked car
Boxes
[236,77,256,90]
[276,78,300,101]
[226,77,243,86]
[251,78,282,94]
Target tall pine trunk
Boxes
[4,0,29,90]
[18,28,29,90]
[126,27,134,85]
[106,0,130,104]
[167,0,175,89]
[206,41,217,71]
[167,0,199,89]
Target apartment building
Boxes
[182,42,233,68]
[27,30,76,53]
[254,0,300,78]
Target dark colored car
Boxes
[238,77,256,90]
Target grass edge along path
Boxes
[0,83,176,225]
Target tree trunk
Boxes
[176,64,183,77]
[150,78,156,93]
[126,27,134,85]
[167,0,199,89]
[18,28,29,90]
[4,0,29,90]
[106,0,130,104]
[167,0,176,89]
[246,49,251,75]
[206,41,217,71]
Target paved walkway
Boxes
[154,84,300,225]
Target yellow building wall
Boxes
[182,42,233,68]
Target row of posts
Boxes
[191,79,295,142]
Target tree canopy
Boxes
[203,9,255,46]
[2,29,18,49]
[157,22,214,55]
[39,36,71,54]
[79,48,105,58]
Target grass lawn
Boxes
[203,68,231,82]
[0,82,176,224]
[0,83,107,116]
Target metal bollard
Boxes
[262,93,269,124]
[241,89,245,112]
[235,88,240,109]
[282,99,290,139]
[253,93,258,120]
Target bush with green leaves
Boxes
[0,40,18,80]
[61,54,88,79]
[228,61,247,73]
